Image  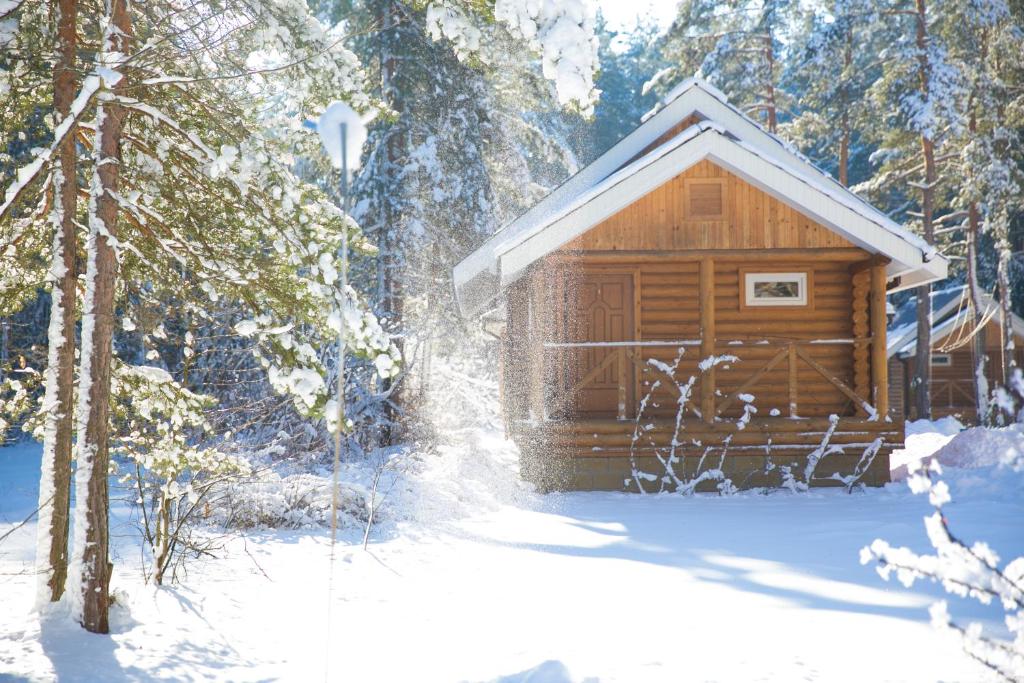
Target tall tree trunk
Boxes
[838,29,852,186]
[377,0,403,445]
[912,0,936,421]
[764,32,777,134]
[966,202,989,423]
[964,101,988,424]
[996,229,1014,385]
[35,0,78,607]
[67,0,131,634]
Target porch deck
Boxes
[509,339,901,491]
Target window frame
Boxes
[741,270,813,309]
[931,353,952,367]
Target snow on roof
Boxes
[453,77,948,318]
[641,77,730,122]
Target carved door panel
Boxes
[563,272,635,416]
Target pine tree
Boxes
[655,0,797,133]
[17,0,80,607]
[950,2,1002,421]
[784,0,880,186]
[855,0,965,420]
[70,0,132,633]
[948,1,1024,410]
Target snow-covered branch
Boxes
[0,75,104,224]
[862,460,1024,681]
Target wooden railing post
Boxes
[788,343,798,417]
[699,257,716,421]
[870,261,889,418]
[617,347,627,420]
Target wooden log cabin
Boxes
[888,286,1024,422]
[454,79,948,491]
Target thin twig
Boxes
[0,494,53,546]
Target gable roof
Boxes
[889,284,1024,358]
[453,78,948,317]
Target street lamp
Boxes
[315,101,368,543]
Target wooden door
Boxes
[562,272,635,416]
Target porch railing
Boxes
[540,339,876,422]
[931,379,976,407]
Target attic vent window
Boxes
[684,178,725,219]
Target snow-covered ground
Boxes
[1,422,1022,682]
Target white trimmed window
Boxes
[931,353,952,367]
[744,272,808,307]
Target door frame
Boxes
[551,263,639,417]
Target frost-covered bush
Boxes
[629,350,750,494]
[208,471,372,530]
[111,364,250,585]
[861,459,1024,681]
[628,349,883,494]
[776,414,884,493]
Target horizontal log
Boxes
[547,430,901,449]
[640,302,854,316]
[645,323,854,335]
[640,275,701,286]
[713,321,855,331]
[633,264,702,275]
[551,248,870,263]
[558,443,899,459]
[637,365,855,376]
[542,417,902,435]
[637,358,852,372]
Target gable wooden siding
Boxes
[561,160,857,253]
[627,114,704,163]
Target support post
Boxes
[850,266,871,404]
[870,262,889,418]
[528,270,546,422]
[699,258,716,421]
[506,283,529,425]
[788,343,798,418]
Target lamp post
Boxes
[315,102,366,544]
[334,121,348,525]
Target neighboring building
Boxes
[453,79,947,491]
[888,286,1024,422]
